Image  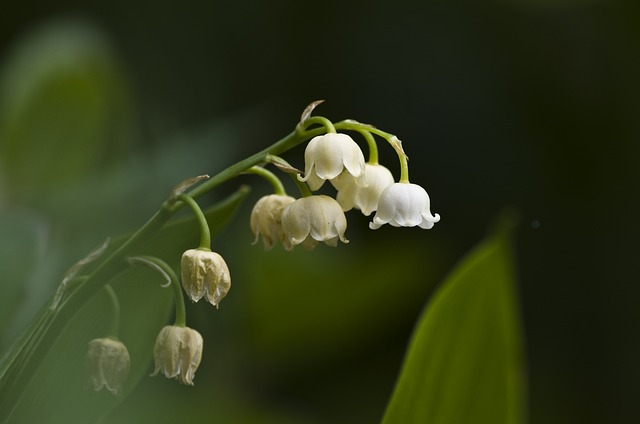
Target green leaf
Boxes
[0,187,249,423]
[0,18,132,205]
[381,212,526,424]
[0,209,46,342]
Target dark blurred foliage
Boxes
[1,0,639,422]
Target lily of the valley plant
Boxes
[0,101,439,409]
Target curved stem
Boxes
[334,120,395,140]
[390,137,410,183]
[128,256,186,327]
[185,127,325,202]
[103,284,120,339]
[301,116,336,133]
[178,194,211,250]
[356,130,379,164]
[291,174,312,198]
[245,166,286,195]
[334,120,409,182]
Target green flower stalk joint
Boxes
[85,337,130,396]
[152,325,203,386]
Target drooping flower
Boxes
[297,133,366,191]
[250,194,296,250]
[369,182,440,230]
[86,337,130,396]
[281,195,349,249]
[181,248,230,308]
[152,325,203,385]
[335,163,395,216]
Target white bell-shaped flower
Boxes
[250,194,296,250]
[370,182,440,230]
[152,325,203,385]
[281,195,349,249]
[298,133,366,191]
[181,248,230,308]
[86,338,130,396]
[335,163,395,216]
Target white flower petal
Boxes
[281,195,349,249]
[336,164,394,215]
[369,182,439,230]
[300,133,366,191]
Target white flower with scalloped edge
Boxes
[369,182,440,230]
[181,249,230,308]
[297,133,366,191]
[152,325,203,386]
[335,163,395,216]
[281,195,349,250]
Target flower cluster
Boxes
[250,129,439,251]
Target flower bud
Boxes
[152,325,203,385]
[250,194,296,250]
[86,337,130,396]
[281,195,348,249]
[298,133,366,191]
[370,182,440,230]
[181,248,230,307]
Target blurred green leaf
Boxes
[0,187,249,423]
[381,212,526,424]
[0,18,132,204]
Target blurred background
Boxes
[0,0,638,423]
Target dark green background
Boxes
[1,0,638,422]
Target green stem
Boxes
[334,120,409,182]
[178,194,211,250]
[301,116,336,133]
[390,138,410,183]
[291,174,312,198]
[334,120,395,140]
[245,166,286,195]
[103,284,120,339]
[356,130,379,164]
[128,256,186,327]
